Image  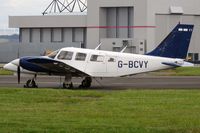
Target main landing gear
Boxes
[24,75,38,88]
[79,77,92,88]
[23,74,92,89]
[63,74,73,89]
[62,75,92,89]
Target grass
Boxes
[173,67,200,76]
[0,88,200,132]
[151,67,200,76]
[0,68,13,75]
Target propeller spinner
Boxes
[11,59,21,84]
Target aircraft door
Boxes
[106,56,118,75]
[85,53,107,76]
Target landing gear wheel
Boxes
[79,77,92,88]
[24,79,38,88]
[63,82,73,89]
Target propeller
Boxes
[17,47,21,84]
[17,64,21,84]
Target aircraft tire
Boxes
[81,77,92,88]
[63,82,73,89]
[24,79,38,88]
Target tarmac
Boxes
[0,75,200,89]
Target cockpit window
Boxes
[90,55,104,62]
[57,51,73,60]
[75,53,87,61]
[47,49,60,59]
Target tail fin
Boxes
[147,24,194,59]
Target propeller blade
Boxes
[17,59,21,84]
[17,66,20,84]
[17,48,20,84]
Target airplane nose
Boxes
[3,63,17,71]
[11,59,20,66]
[3,63,9,70]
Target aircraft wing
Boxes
[20,57,89,76]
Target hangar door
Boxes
[155,14,200,62]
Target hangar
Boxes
[9,0,200,62]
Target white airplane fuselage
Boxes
[56,47,191,77]
[4,47,193,78]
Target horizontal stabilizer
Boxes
[162,62,182,67]
[162,61,194,67]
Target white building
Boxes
[9,0,200,62]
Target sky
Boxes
[0,0,50,35]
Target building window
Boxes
[51,28,63,42]
[72,28,84,42]
[194,53,199,61]
[188,53,199,61]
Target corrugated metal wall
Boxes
[106,7,134,38]
[0,27,86,62]
[0,42,81,63]
[42,28,51,43]
[63,28,73,42]
[20,27,86,45]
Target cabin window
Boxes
[57,51,73,60]
[108,57,116,62]
[90,55,104,62]
[75,53,87,61]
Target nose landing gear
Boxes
[24,75,38,88]
[24,79,38,88]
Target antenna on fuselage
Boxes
[120,45,128,53]
[95,43,102,50]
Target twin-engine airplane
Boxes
[4,24,194,88]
